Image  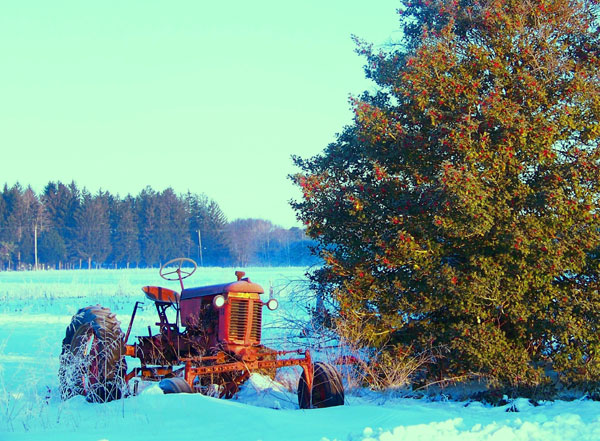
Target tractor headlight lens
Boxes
[213,295,226,308]
[266,298,279,311]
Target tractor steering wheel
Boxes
[159,257,198,282]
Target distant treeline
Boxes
[0,182,318,270]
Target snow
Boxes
[1,268,600,440]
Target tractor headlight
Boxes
[266,298,279,311]
[213,295,226,308]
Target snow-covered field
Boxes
[1,268,599,440]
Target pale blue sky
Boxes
[1,1,401,227]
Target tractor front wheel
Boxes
[159,377,193,394]
[298,362,344,409]
[59,305,127,403]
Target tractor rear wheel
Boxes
[159,377,193,394]
[59,305,127,403]
[297,362,344,409]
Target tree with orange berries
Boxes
[292,0,600,392]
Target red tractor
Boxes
[58,258,344,408]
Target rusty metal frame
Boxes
[125,365,185,383]
[124,301,143,343]
[180,350,314,393]
[123,347,317,396]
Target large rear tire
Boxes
[59,305,127,403]
[298,362,344,409]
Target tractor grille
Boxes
[228,298,262,343]
[251,301,262,342]
[229,299,248,341]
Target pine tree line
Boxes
[0,181,316,270]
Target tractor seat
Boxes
[142,286,180,304]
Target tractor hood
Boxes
[180,278,264,300]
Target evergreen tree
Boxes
[73,190,112,268]
[136,187,162,266]
[0,190,6,269]
[41,181,80,267]
[292,0,600,390]
[38,229,67,268]
[0,184,43,267]
[156,188,189,262]
[109,195,140,268]
[186,192,230,266]
[0,184,19,269]
[20,186,45,266]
